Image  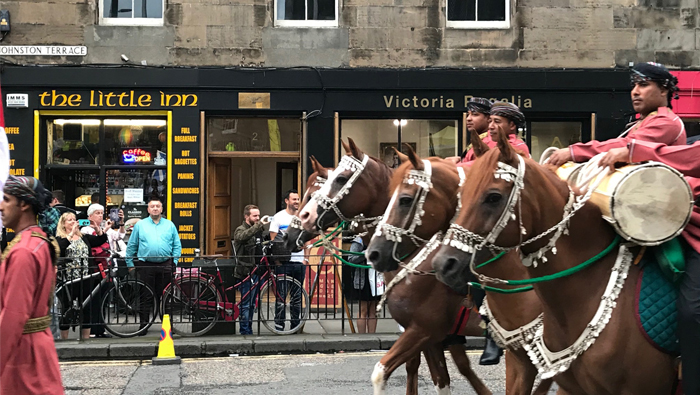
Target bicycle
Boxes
[161,241,310,336]
[54,251,158,338]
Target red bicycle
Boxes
[161,241,310,336]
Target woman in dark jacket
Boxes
[55,212,108,340]
[345,237,381,333]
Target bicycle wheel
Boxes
[101,279,156,338]
[259,275,309,335]
[162,277,220,337]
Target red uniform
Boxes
[0,226,64,395]
[626,139,700,254]
[460,134,530,164]
[569,107,686,162]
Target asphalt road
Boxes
[61,351,558,395]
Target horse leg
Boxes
[423,344,452,395]
[405,353,420,395]
[372,328,430,395]
[504,351,540,395]
[446,344,492,395]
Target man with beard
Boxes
[0,176,64,394]
[233,204,270,335]
[270,189,307,333]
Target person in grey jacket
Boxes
[232,204,269,335]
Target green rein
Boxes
[469,235,622,294]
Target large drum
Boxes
[555,162,585,185]
[575,162,693,246]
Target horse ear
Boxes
[347,138,365,160]
[470,131,490,158]
[309,155,320,173]
[496,124,517,163]
[341,140,352,155]
[393,147,409,164]
[404,143,424,170]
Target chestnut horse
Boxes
[298,139,490,395]
[366,142,551,395]
[431,128,676,394]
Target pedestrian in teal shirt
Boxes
[125,198,181,334]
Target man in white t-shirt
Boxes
[269,189,307,332]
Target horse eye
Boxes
[485,193,502,204]
[399,196,413,207]
[336,176,348,185]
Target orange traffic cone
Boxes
[152,314,181,365]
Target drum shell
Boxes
[587,162,693,246]
[555,162,585,186]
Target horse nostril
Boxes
[368,250,380,264]
[300,211,310,221]
[444,257,458,275]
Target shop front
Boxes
[2,66,632,255]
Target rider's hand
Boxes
[261,215,270,225]
[600,147,630,171]
[547,148,573,167]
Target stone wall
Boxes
[0,0,697,68]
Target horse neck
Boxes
[523,167,619,339]
[365,158,394,217]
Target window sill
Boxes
[99,18,164,27]
[446,21,510,30]
[274,20,338,28]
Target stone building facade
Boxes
[0,0,698,68]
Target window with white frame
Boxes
[100,0,164,26]
[447,0,510,29]
[275,0,338,27]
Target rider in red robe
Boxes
[0,176,64,395]
[459,98,530,165]
[596,64,700,395]
[548,62,686,167]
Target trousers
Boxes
[679,243,700,394]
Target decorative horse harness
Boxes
[375,161,466,311]
[440,155,633,380]
[311,154,382,231]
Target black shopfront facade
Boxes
[2,66,632,256]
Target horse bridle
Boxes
[374,160,467,262]
[289,175,327,248]
[442,155,587,284]
[311,154,382,231]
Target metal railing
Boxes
[53,254,396,339]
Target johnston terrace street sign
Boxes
[0,46,87,56]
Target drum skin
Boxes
[558,162,693,246]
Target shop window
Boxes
[100,0,164,26]
[45,117,168,220]
[208,118,301,152]
[447,0,510,29]
[103,119,168,166]
[48,119,100,165]
[529,122,582,163]
[341,119,458,169]
[275,0,337,27]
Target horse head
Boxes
[431,125,567,294]
[298,138,392,234]
[366,144,462,272]
[284,156,331,252]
